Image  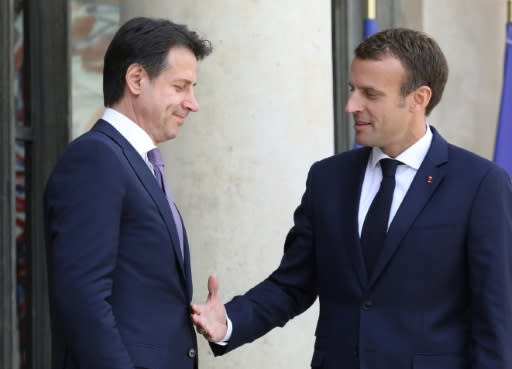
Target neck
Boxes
[382,121,427,158]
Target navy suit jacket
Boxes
[44,120,197,369]
[214,128,512,369]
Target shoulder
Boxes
[46,129,127,193]
[446,142,507,180]
[55,128,123,169]
[429,127,508,182]
[310,147,370,174]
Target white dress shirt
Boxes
[358,125,433,235]
[102,108,156,171]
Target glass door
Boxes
[1,0,69,368]
[14,2,32,367]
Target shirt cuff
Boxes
[215,315,233,346]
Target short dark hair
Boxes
[355,28,448,116]
[103,17,213,107]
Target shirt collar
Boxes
[369,125,433,170]
[102,108,156,157]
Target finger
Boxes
[192,315,208,332]
[207,274,219,299]
[190,304,203,315]
[194,318,209,338]
[190,312,199,325]
[191,312,205,327]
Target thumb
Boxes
[207,274,219,300]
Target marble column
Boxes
[122,1,333,368]
[401,0,505,159]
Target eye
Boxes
[174,84,185,92]
[364,89,378,98]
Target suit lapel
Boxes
[344,148,372,289]
[368,128,449,287]
[92,120,190,291]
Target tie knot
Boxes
[147,148,164,168]
[379,158,401,178]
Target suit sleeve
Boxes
[468,166,512,368]
[44,138,134,369]
[211,163,319,355]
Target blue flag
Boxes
[494,21,512,177]
[363,18,378,39]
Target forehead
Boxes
[349,56,406,90]
[160,46,198,82]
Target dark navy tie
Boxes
[361,159,401,277]
[147,148,184,258]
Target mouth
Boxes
[173,113,187,123]
[354,119,372,131]
[353,115,371,125]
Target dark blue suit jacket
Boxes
[44,120,198,369]
[214,128,512,369]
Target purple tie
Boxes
[147,148,184,258]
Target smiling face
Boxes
[129,46,199,143]
[345,55,428,157]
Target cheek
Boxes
[160,101,175,115]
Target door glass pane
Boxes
[71,0,120,138]
[15,140,29,369]
[14,1,30,368]
[14,0,26,128]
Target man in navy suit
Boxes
[44,17,212,369]
[191,28,512,369]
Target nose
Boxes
[344,91,363,114]
[184,90,199,112]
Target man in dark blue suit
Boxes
[191,28,512,369]
[44,17,212,369]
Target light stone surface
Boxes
[122,1,333,368]
[419,0,506,158]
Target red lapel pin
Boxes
[426,176,433,184]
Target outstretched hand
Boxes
[191,274,228,342]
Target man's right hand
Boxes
[190,274,228,342]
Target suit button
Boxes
[188,348,197,358]
[362,300,374,310]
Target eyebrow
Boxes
[364,87,385,95]
[173,78,197,86]
[349,80,385,92]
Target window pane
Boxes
[14,0,26,128]
[14,1,30,368]
[15,140,30,369]
[71,0,120,138]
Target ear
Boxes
[409,85,432,113]
[125,64,146,96]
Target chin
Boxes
[162,126,179,141]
